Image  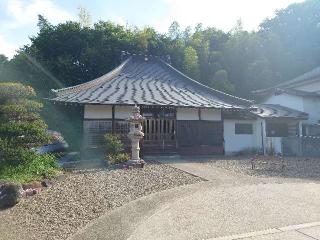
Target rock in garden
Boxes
[0,182,23,209]
[22,181,42,190]
[41,179,53,188]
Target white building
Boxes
[253,67,320,136]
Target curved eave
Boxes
[49,99,245,109]
[51,58,131,97]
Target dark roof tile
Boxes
[51,55,252,108]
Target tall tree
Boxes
[78,6,92,28]
[0,55,8,82]
[183,46,200,80]
[0,83,51,165]
[5,0,320,102]
[211,69,235,94]
[260,0,320,79]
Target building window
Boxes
[266,122,288,137]
[235,123,253,134]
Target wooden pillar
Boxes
[198,108,202,146]
[174,107,178,149]
[112,105,115,134]
[80,104,85,160]
[261,119,266,155]
[221,109,225,155]
[298,121,303,137]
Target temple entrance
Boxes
[140,106,176,154]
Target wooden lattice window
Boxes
[83,120,112,146]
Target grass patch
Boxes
[0,154,60,183]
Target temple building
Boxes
[50,53,308,155]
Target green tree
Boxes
[183,46,200,80]
[168,21,181,40]
[0,55,8,82]
[260,0,320,80]
[0,83,51,164]
[5,0,320,107]
[0,83,58,183]
[78,6,92,28]
[211,69,235,94]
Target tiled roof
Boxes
[272,88,320,97]
[253,66,320,96]
[253,87,320,97]
[50,54,252,109]
[275,66,320,89]
[251,104,308,119]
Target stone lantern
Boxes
[126,105,145,168]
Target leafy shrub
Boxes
[105,134,124,154]
[104,134,129,165]
[0,82,35,102]
[0,83,58,183]
[0,139,37,165]
[106,153,130,165]
[0,154,58,183]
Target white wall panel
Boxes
[115,106,132,119]
[201,108,221,121]
[176,108,199,120]
[224,119,263,155]
[84,105,112,119]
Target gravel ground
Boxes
[205,156,320,181]
[0,161,202,240]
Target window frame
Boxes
[235,123,253,135]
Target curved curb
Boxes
[68,181,208,240]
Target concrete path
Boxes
[209,222,320,239]
[156,158,255,183]
[71,158,320,240]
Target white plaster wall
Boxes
[224,119,263,155]
[84,104,112,119]
[176,108,199,120]
[302,97,320,124]
[115,106,132,119]
[294,79,320,93]
[264,94,304,112]
[201,109,221,121]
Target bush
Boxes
[0,83,59,183]
[0,154,58,183]
[104,134,124,154]
[104,134,129,165]
[106,153,130,165]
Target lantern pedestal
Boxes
[125,105,145,168]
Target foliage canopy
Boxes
[2,1,320,99]
[0,83,57,183]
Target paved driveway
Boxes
[71,158,320,240]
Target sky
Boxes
[0,0,303,59]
